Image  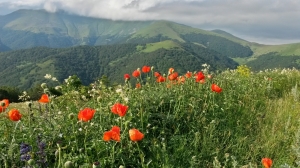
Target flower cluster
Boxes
[20,143,32,162]
[36,135,48,167]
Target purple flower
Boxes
[20,143,32,161]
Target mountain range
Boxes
[0,9,300,89]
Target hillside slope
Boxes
[0,9,254,58]
[0,9,154,49]
[0,41,238,89]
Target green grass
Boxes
[1,65,300,167]
[140,40,183,53]
[249,42,300,57]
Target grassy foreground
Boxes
[1,65,300,167]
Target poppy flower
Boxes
[136,83,141,88]
[142,66,151,73]
[111,103,128,117]
[177,76,185,84]
[154,72,161,78]
[78,108,96,122]
[38,94,50,103]
[129,129,144,141]
[156,76,166,83]
[195,71,205,82]
[0,99,9,113]
[211,84,222,93]
[124,74,130,80]
[185,71,192,78]
[8,109,22,121]
[199,79,205,84]
[168,72,178,81]
[132,70,141,78]
[262,158,272,168]
[103,126,121,142]
[168,68,174,75]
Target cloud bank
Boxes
[0,0,299,44]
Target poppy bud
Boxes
[27,159,35,165]
[93,162,101,168]
[68,113,75,120]
[55,150,59,158]
[41,83,47,89]
[64,161,74,168]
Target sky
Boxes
[0,0,299,45]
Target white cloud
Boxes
[0,0,299,44]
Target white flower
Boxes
[55,86,62,90]
[44,74,52,79]
[116,88,122,93]
[123,97,129,103]
[52,77,58,81]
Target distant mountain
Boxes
[0,41,238,89]
[0,39,10,52]
[0,9,300,89]
[0,9,153,49]
[0,9,254,58]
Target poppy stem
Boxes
[136,142,146,168]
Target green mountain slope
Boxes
[0,41,238,89]
[127,21,253,58]
[0,9,154,49]
[0,9,254,58]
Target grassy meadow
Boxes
[1,65,300,167]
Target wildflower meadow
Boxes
[1,64,300,167]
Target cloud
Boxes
[0,0,299,44]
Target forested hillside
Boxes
[246,52,300,71]
[0,42,238,89]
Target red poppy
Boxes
[142,66,151,73]
[132,70,141,78]
[38,94,50,103]
[103,126,121,142]
[136,83,141,88]
[168,72,178,81]
[124,74,130,80]
[177,76,185,84]
[0,99,9,113]
[168,68,174,74]
[129,129,144,141]
[156,76,166,83]
[262,158,272,168]
[211,84,222,93]
[8,109,22,121]
[78,108,96,122]
[154,72,161,78]
[185,71,192,78]
[195,71,205,82]
[111,103,128,117]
